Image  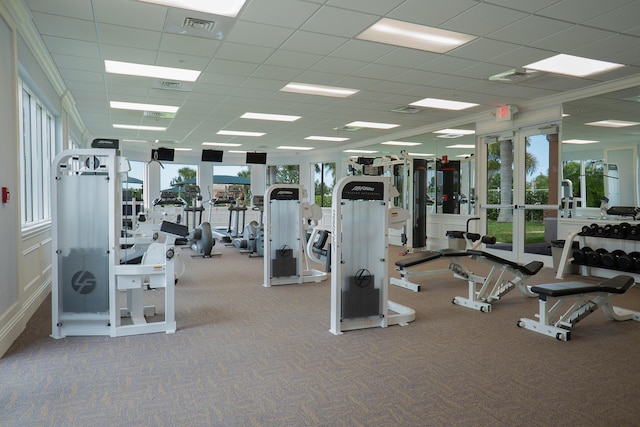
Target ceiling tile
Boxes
[214,42,275,63]
[280,31,348,55]
[416,56,478,74]
[482,0,561,13]
[251,65,303,81]
[530,25,616,53]
[301,5,379,38]
[569,34,640,61]
[155,51,212,70]
[310,57,367,75]
[100,44,157,64]
[449,38,520,62]
[97,23,161,50]
[238,0,321,28]
[42,35,100,59]
[352,63,410,80]
[388,0,477,26]
[331,39,395,62]
[93,0,166,30]
[31,12,96,41]
[442,3,528,36]
[264,50,323,69]
[292,70,344,86]
[585,2,640,32]
[159,34,221,57]
[537,0,635,23]
[52,53,103,72]
[376,48,439,69]
[25,0,94,20]
[487,15,573,45]
[205,60,259,76]
[226,20,295,48]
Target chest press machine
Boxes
[517,275,640,341]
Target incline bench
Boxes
[391,249,469,292]
[452,250,544,313]
[517,275,640,341]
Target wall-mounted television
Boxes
[151,147,175,162]
[201,149,224,162]
[246,152,267,165]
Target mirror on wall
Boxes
[355,123,476,215]
[562,86,640,213]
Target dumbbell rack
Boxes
[556,221,640,282]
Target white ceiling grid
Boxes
[17,0,640,155]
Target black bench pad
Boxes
[467,250,544,275]
[395,251,442,268]
[531,275,634,299]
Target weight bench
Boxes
[390,249,469,292]
[517,275,640,341]
[452,250,544,312]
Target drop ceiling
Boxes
[18,0,640,158]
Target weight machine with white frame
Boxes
[51,148,180,338]
[330,176,415,335]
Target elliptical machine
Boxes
[183,184,219,258]
[232,194,264,257]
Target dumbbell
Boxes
[572,247,592,265]
[601,249,623,269]
[609,224,625,239]
[627,225,640,240]
[629,251,640,271]
[587,248,608,266]
[595,225,607,237]
[617,250,634,271]
[619,223,631,239]
[481,235,497,245]
[580,224,599,236]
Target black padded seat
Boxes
[467,250,543,276]
[597,275,635,294]
[519,261,544,276]
[395,251,442,268]
[530,275,634,300]
[435,248,469,257]
[445,230,465,239]
[530,282,601,300]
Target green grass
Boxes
[487,220,546,244]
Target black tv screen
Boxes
[246,152,267,165]
[151,147,175,162]
[201,149,224,162]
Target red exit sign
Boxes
[496,105,513,121]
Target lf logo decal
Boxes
[71,270,97,294]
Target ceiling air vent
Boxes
[152,80,193,92]
[144,111,176,119]
[333,125,362,132]
[160,81,183,89]
[489,68,539,83]
[182,17,216,33]
[390,106,421,114]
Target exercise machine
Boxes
[232,194,264,257]
[518,275,639,341]
[263,184,328,286]
[52,147,180,338]
[183,184,219,258]
[330,176,415,335]
[209,185,247,243]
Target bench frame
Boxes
[518,276,640,341]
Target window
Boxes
[314,162,335,207]
[266,165,299,186]
[19,81,56,227]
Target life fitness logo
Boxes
[71,270,97,295]
[343,181,384,200]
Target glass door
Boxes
[517,127,560,264]
[480,125,560,264]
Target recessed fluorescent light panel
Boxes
[113,124,166,131]
[217,130,265,137]
[410,98,478,110]
[446,144,475,149]
[434,129,475,135]
[357,18,476,53]
[280,82,359,98]
[408,152,435,157]
[137,0,246,17]
[346,121,399,129]
[563,139,599,144]
[381,141,421,146]
[228,150,247,153]
[344,149,378,154]
[585,120,640,128]
[110,101,179,113]
[174,148,192,151]
[277,146,314,151]
[241,112,301,122]
[524,54,624,77]
[105,60,201,81]
[202,142,242,147]
[305,136,350,142]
